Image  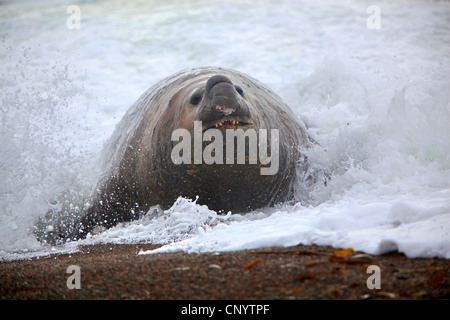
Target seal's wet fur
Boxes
[36,67,314,243]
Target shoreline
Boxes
[1,243,448,300]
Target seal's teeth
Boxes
[212,120,244,128]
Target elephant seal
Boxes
[36,67,314,243]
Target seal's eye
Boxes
[190,94,202,105]
[189,88,204,106]
[235,85,244,97]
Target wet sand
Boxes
[1,243,448,300]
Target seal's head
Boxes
[142,69,310,214]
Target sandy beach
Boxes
[1,244,448,300]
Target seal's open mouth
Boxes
[203,118,253,131]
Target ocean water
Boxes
[1,0,449,261]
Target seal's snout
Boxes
[205,75,241,114]
[198,75,252,129]
[205,75,233,99]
